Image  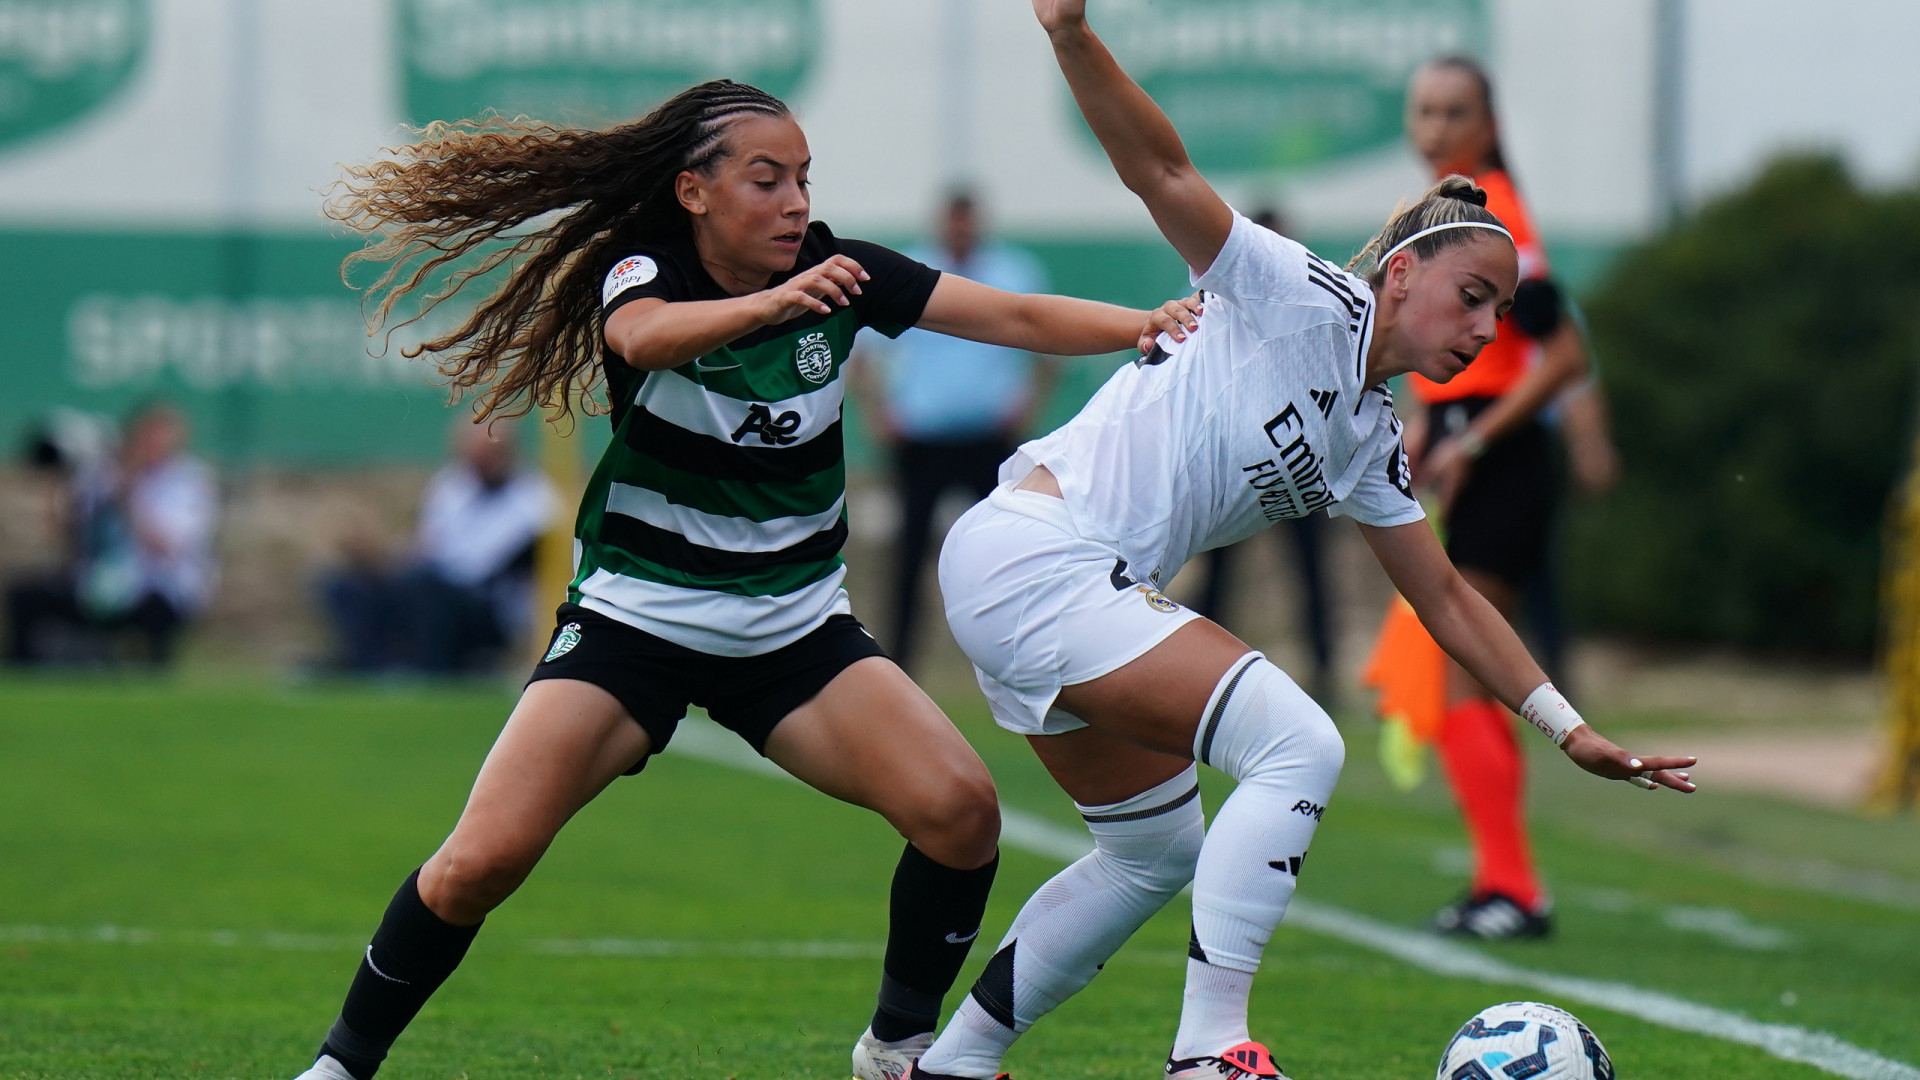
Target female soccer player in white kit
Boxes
[907,5,1700,1080]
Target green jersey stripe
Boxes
[579,535,843,599]
[640,367,844,447]
[596,454,844,523]
[623,406,842,484]
[604,482,846,553]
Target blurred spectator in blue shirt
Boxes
[6,402,217,667]
[321,420,556,675]
[851,191,1057,671]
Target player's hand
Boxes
[1139,294,1203,353]
[760,255,868,323]
[1561,725,1697,792]
[1033,0,1088,35]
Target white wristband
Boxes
[1520,682,1585,746]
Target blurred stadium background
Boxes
[2,2,1919,1076]
[4,0,1917,797]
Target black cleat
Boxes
[1432,892,1553,940]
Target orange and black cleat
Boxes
[1166,1040,1289,1080]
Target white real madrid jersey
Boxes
[1003,210,1425,590]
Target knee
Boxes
[1290,706,1346,777]
[1097,815,1203,900]
[1207,658,1344,785]
[421,840,540,921]
[892,762,1000,868]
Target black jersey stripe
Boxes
[1307,268,1362,322]
[623,405,843,483]
[1304,254,1359,303]
[598,510,849,577]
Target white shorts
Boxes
[937,487,1201,736]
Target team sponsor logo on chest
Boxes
[795,331,834,384]
[1240,402,1334,521]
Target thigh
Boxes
[763,656,998,867]
[1027,723,1194,807]
[1053,618,1256,759]
[428,679,652,881]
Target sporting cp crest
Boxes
[544,622,583,662]
[795,331,834,384]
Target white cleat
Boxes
[291,1053,359,1080]
[851,1026,935,1080]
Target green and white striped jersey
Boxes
[575,222,940,655]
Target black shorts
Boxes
[1426,396,1557,590]
[525,603,888,773]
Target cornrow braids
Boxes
[1348,175,1509,289]
[328,79,791,423]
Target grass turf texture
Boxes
[0,677,1913,1079]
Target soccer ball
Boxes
[1436,1001,1615,1080]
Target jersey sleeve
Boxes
[1330,425,1426,528]
[600,247,685,317]
[1193,210,1366,329]
[838,238,942,339]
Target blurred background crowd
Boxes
[1,0,1917,808]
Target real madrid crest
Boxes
[1137,586,1179,613]
[795,331,834,384]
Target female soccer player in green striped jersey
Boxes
[290,80,1203,1080]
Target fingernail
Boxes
[860,271,871,280]
[1629,758,1642,769]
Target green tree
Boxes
[1570,156,1920,654]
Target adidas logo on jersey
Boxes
[1308,388,1338,417]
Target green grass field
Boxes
[1,677,1914,1080]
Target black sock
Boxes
[870,842,999,1042]
[317,869,482,1080]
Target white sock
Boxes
[1171,654,1343,1061]
[916,766,1206,1079]
[1175,959,1255,1057]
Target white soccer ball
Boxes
[1436,1001,1615,1080]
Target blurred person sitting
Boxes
[321,420,557,674]
[849,189,1057,671]
[5,402,217,668]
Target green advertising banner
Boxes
[0,0,147,149]
[1087,0,1486,173]
[0,231,467,466]
[399,0,820,126]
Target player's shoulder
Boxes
[600,233,692,309]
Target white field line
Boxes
[0,924,883,962]
[670,717,1920,1080]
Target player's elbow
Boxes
[1122,157,1199,202]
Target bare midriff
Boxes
[1014,464,1065,498]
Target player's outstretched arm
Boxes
[917,273,1201,356]
[1358,519,1698,793]
[1035,0,1232,276]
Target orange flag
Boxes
[1362,595,1448,743]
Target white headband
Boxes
[1377,220,1513,266]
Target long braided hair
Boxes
[329,80,790,422]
